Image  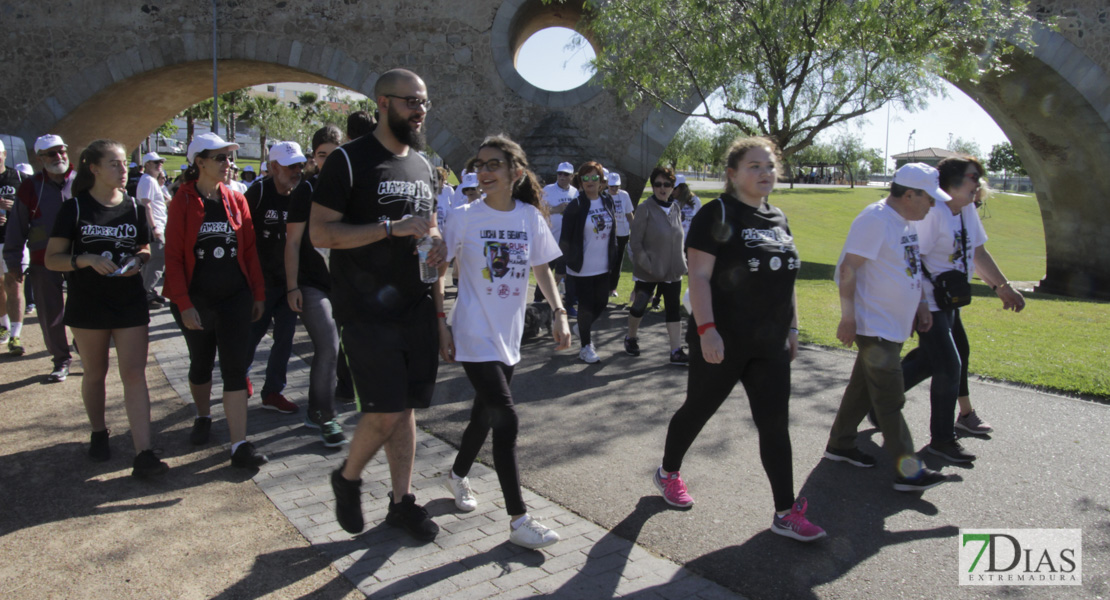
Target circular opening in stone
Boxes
[514,27,596,92]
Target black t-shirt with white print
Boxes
[51,192,151,327]
[311,134,436,324]
[244,176,289,289]
[0,167,27,240]
[287,176,331,293]
[684,193,799,355]
[190,197,248,303]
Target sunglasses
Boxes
[965,172,981,181]
[580,175,601,182]
[471,159,505,172]
[39,149,67,158]
[203,153,231,164]
[385,95,432,110]
[652,181,674,188]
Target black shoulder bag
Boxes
[921,213,972,310]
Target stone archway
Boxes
[2,0,1108,298]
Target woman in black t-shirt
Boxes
[652,138,825,542]
[45,139,168,479]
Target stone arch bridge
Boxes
[2,0,1108,298]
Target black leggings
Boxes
[569,273,610,347]
[629,280,681,321]
[609,235,629,291]
[452,361,525,516]
[170,288,253,392]
[662,333,795,512]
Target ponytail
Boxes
[71,139,126,195]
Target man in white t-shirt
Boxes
[606,172,634,295]
[824,162,951,493]
[538,162,578,306]
[137,152,168,307]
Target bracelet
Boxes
[287,287,299,294]
[383,218,392,238]
[992,281,1010,291]
[697,322,716,336]
[553,307,568,316]
[789,327,799,334]
[436,312,447,319]
[71,254,79,270]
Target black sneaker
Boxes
[624,336,640,356]
[894,467,947,492]
[131,449,169,479]
[823,445,877,468]
[89,429,110,462]
[650,296,661,310]
[386,492,439,541]
[46,365,69,383]
[669,348,689,366]
[230,441,269,468]
[331,464,364,534]
[927,439,976,463]
[190,417,212,446]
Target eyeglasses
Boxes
[557,172,572,177]
[203,153,231,164]
[652,181,674,188]
[471,159,505,172]
[580,175,601,182]
[38,149,67,158]
[385,95,432,110]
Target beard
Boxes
[44,159,70,175]
[387,105,426,151]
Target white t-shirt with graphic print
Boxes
[567,197,613,278]
[836,199,924,343]
[447,199,562,365]
[914,202,989,312]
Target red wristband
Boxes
[437,312,447,319]
[697,322,716,336]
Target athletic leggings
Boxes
[452,361,525,516]
[170,288,253,392]
[662,333,795,512]
[569,272,610,347]
[629,280,681,321]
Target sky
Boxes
[515,28,1012,168]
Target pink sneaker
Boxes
[262,392,299,414]
[653,467,694,508]
[772,497,827,542]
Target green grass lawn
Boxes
[622,186,1109,399]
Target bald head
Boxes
[374,68,424,99]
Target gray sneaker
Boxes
[955,410,993,434]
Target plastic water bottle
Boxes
[416,236,437,283]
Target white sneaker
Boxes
[443,473,477,512]
[571,322,579,337]
[509,515,560,549]
[578,344,600,363]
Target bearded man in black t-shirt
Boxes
[311,68,448,541]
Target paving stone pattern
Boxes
[149,309,743,599]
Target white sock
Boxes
[0,315,9,329]
[231,440,246,454]
[10,322,21,337]
[511,514,530,530]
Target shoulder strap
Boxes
[959,212,968,272]
[716,197,726,224]
[335,147,354,190]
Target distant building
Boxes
[249,82,366,113]
[890,147,962,169]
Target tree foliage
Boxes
[575,0,1043,160]
[948,136,982,159]
[988,141,1026,178]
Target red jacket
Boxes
[162,180,265,312]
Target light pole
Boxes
[883,103,891,179]
[211,0,219,134]
[907,129,916,155]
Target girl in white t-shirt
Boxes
[439,135,571,550]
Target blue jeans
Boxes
[247,286,297,396]
[902,308,967,443]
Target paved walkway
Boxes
[149,309,742,600]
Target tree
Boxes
[297,92,320,125]
[241,96,283,164]
[179,100,214,148]
[218,89,252,156]
[947,136,982,159]
[988,141,1026,190]
[830,133,883,188]
[660,120,713,171]
[574,0,1042,162]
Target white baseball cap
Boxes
[893,163,952,202]
[242,165,254,173]
[260,162,269,172]
[187,132,240,163]
[460,172,479,190]
[607,172,622,186]
[268,141,307,167]
[0,139,5,152]
[34,134,66,153]
[142,152,164,164]
[675,174,687,186]
[556,162,574,174]
[16,163,33,176]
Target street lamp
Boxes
[907,129,916,155]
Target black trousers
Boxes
[568,273,610,347]
[171,288,253,392]
[662,333,796,512]
[609,235,629,291]
[452,361,525,516]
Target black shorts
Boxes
[339,298,439,413]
